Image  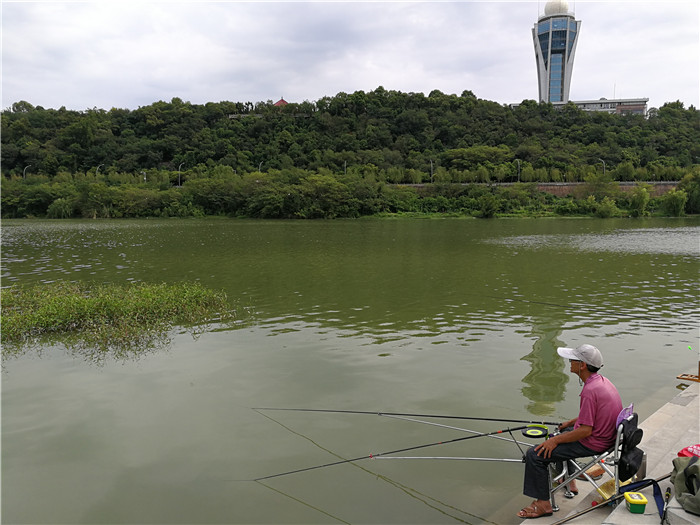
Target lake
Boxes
[2,217,699,524]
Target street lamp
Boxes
[258,161,263,172]
[96,164,104,176]
[598,158,606,176]
[178,163,184,186]
[23,165,31,179]
[430,159,434,183]
[515,159,521,183]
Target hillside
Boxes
[3,88,699,181]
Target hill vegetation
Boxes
[2,88,699,218]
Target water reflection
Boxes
[520,319,567,416]
[1,321,245,367]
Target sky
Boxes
[1,1,698,112]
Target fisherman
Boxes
[517,343,623,519]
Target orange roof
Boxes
[274,98,288,106]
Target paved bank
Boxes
[517,374,699,525]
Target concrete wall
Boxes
[535,182,679,197]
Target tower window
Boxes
[552,18,567,30]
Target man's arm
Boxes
[534,425,593,459]
[558,418,578,431]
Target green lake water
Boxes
[2,217,699,524]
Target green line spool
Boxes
[521,424,549,439]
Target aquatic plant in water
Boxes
[1,281,235,362]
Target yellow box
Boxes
[624,492,647,514]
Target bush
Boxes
[477,193,500,218]
[628,185,650,217]
[46,197,75,218]
[660,189,688,216]
[678,172,700,214]
[595,196,620,218]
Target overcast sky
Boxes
[2,1,698,112]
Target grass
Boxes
[1,281,234,358]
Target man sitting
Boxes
[517,344,623,519]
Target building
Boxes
[519,1,649,116]
[552,97,649,115]
[532,0,581,103]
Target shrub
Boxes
[595,196,620,218]
[660,189,688,216]
[46,197,75,218]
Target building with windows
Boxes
[553,97,649,115]
[512,1,650,115]
[533,0,581,103]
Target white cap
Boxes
[557,344,604,368]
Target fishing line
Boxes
[250,424,530,482]
[253,407,561,427]
[256,480,351,525]
[253,409,494,524]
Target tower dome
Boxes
[544,0,570,16]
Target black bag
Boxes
[618,413,644,482]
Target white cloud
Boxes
[2,1,698,111]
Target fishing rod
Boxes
[253,407,562,427]
[373,456,523,463]
[250,424,530,482]
[380,413,536,448]
[550,472,672,525]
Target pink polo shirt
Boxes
[575,373,623,452]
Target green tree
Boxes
[629,184,651,217]
[660,189,687,216]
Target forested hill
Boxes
[2,88,699,182]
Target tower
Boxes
[532,0,581,103]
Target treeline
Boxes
[2,167,698,219]
[2,88,699,183]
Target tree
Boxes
[660,189,687,216]
[629,184,651,217]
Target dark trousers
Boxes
[523,441,598,500]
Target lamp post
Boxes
[96,164,104,176]
[598,158,606,176]
[515,159,521,183]
[430,159,434,183]
[178,163,184,186]
[258,161,263,172]
[23,165,31,179]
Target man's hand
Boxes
[535,437,559,458]
[536,424,593,458]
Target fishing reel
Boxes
[521,424,550,440]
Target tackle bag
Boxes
[671,455,700,516]
[618,413,644,482]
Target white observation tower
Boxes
[532,1,581,103]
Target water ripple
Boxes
[489,226,700,256]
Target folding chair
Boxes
[548,407,644,512]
